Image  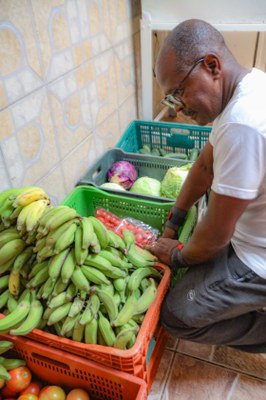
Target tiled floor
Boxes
[148,335,266,399]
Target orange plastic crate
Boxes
[0,333,147,400]
[23,262,170,382]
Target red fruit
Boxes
[5,366,32,392]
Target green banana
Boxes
[133,244,158,262]
[71,266,90,292]
[79,301,93,326]
[68,296,84,318]
[53,222,78,254]
[48,248,70,282]
[111,294,138,327]
[65,282,78,301]
[0,238,25,264]
[0,363,10,380]
[134,278,157,314]
[42,207,78,236]
[126,244,155,268]
[47,302,72,326]
[0,227,20,248]
[89,232,101,254]
[88,293,100,318]
[60,248,76,284]
[36,245,55,262]
[127,266,162,293]
[107,230,126,251]
[12,246,34,274]
[84,317,98,344]
[1,358,26,370]
[80,217,94,249]
[48,291,67,309]
[74,225,89,265]
[88,216,109,249]
[81,265,111,286]
[28,260,48,279]
[72,316,85,342]
[98,311,116,347]
[0,256,17,275]
[0,292,31,333]
[10,298,43,336]
[51,277,69,297]
[0,274,9,291]
[45,219,77,249]
[98,249,128,269]
[26,266,49,288]
[122,229,135,250]
[95,288,118,322]
[84,254,126,278]
[113,327,137,349]
[0,340,13,354]
[7,294,18,313]
[41,276,56,300]
[60,314,79,336]
[113,278,126,292]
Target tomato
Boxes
[1,386,17,398]
[39,386,66,400]
[66,388,90,400]
[17,395,38,400]
[20,382,42,396]
[5,366,32,392]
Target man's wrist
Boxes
[171,246,189,268]
[165,207,187,231]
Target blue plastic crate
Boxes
[116,120,211,157]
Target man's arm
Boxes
[163,141,214,238]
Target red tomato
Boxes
[39,386,66,400]
[20,382,42,396]
[66,389,90,400]
[5,367,32,392]
[1,386,17,398]
[18,395,38,400]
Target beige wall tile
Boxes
[0,109,13,140]
[0,28,22,76]
[118,94,138,133]
[36,165,67,205]
[0,82,8,110]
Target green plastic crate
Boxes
[61,185,196,237]
[77,148,192,202]
[116,120,211,157]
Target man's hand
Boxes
[145,238,180,266]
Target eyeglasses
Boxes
[161,57,205,109]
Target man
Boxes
[147,19,266,352]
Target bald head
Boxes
[157,19,232,72]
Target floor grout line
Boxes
[159,351,176,400]
[166,348,266,382]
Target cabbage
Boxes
[100,182,126,191]
[107,161,137,189]
[130,177,161,197]
[161,167,189,199]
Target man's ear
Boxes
[203,54,221,77]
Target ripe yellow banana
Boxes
[13,187,49,208]
[25,198,49,232]
[8,270,21,296]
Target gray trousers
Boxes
[160,244,266,352]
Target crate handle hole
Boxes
[32,353,70,370]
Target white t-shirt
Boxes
[209,68,266,278]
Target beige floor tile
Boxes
[177,339,213,360]
[231,375,266,399]
[162,353,237,400]
[148,349,174,399]
[212,345,266,379]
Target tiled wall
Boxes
[0,0,141,204]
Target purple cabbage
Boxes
[107,161,137,189]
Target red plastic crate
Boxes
[22,263,170,383]
[0,333,147,400]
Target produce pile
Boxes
[0,341,91,400]
[0,186,162,350]
[138,145,199,161]
[103,160,192,199]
